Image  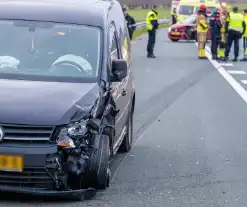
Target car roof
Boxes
[0,0,112,27]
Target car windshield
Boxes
[179,6,194,15]
[195,6,216,13]
[181,14,196,24]
[0,20,101,83]
[207,6,216,13]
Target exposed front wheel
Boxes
[118,109,133,153]
[86,134,111,190]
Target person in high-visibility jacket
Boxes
[146,5,159,58]
[240,9,247,61]
[218,9,227,60]
[224,6,246,61]
[171,8,177,25]
[196,4,208,59]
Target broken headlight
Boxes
[56,120,88,148]
[67,120,88,138]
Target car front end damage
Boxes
[168,25,197,41]
[0,90,117,199]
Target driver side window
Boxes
[108,25,120,71]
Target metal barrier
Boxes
[130,19,170,29]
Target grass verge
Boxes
[132,24,168,40]
[129,8,170,39]
[231,3,247,10]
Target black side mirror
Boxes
[110,59,128,82]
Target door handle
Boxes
[122,89,127,96]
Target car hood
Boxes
[0,79,99,125]
[172,23,195,28]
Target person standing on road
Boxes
[196,4,208,59]
[171,8,177,25]
[122,7,136,40]
[224,6,246,61]
[240,9,247,61]
[210,7,222,59]
[218,8,227,60]
[146,5,159,58]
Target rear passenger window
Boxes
[122,25,130,63]
[111,34,119,60]
[109,25,120,61]
[108,25,120,72]
[111,35,117,53]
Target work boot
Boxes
[218,56,224,61]
[232,57,238,62]
[147,53,156,58]
[222,56,228,61]
[198,56,207,59]
[212,54,218,60]
[240,58,247,61]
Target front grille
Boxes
[1,124,55,142]
[0,167,55,189]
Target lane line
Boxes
[195,43,247,104]
[219,63,234,67]
[241,80,247,84]
[228,70,246,75]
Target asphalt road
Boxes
[1,29,247,206]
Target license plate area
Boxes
[0,155,23,172]
[171,32,180,35]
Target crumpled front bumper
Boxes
[0,143,96,200]
[0,185,97,200]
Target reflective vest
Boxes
[171,11,177,18]
[146,10,158,30]
[244,14,247,37]
[196,13,208,32]
[220,12,226,33]
[228,12,244,32]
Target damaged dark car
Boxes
[0,0,135,200]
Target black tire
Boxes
[118,109,133,153]
[87,134,110,190]
[171,39,179,42]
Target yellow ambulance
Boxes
[176,0,220,22]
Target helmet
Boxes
[221,2,227,8]
[200,4,207,12]
[216,7,221,13]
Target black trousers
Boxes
[225,30,241,58]
[147,30,156,55]
[128,28,134,40]
[243,37,247,57]
[211,33,221,56]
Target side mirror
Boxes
[110,59,128,82]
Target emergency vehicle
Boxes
[176,0,220,22]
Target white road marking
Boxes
[195,43,247,103]
[241,80,247,84]
[228,70,246,75]
[219,63,234,67]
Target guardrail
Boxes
[130,19,170,29]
